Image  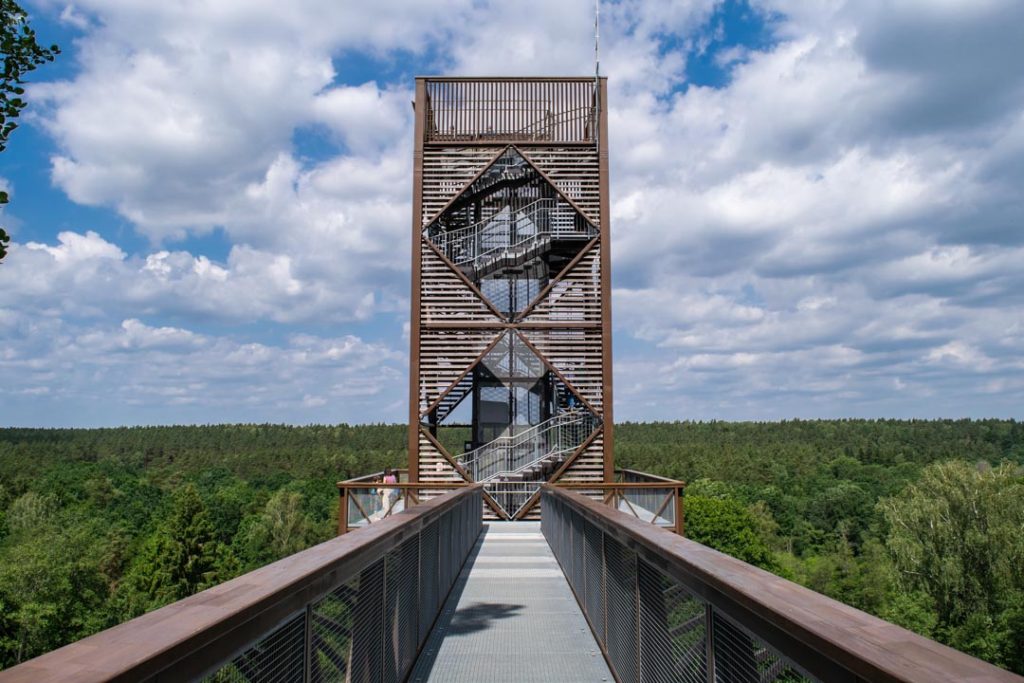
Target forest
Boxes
[0,419,1021,673]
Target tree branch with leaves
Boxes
[1,0,60,262]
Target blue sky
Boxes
[1,0,1023,427]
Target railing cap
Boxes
[1,486,482,683]
[543,486,1023,683]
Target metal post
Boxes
[705,604,716,683]
[601,530,608,645]
[303,603,312,683]
[635,551,642,683]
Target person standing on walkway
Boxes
[379,467,398,518]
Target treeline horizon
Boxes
[1,419,1022,673]
[6,415,1019,430]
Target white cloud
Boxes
[0,229,397,324]
[3,0,1023,423]
[0,313,405,425]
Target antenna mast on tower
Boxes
[594,0,601,152]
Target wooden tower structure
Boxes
[408,77,612,519]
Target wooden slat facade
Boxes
[409,77,613,516]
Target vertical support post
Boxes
[598,75,615,483]
[635,551,642,683]
[303,603,313,683]
[601,528,608,645]
[705,604,716,683]
[336,487,349,536]
[408,77,427,484]
[676,485,685,537]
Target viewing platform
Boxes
[411,522,612,682]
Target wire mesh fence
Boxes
[542,489,819,683]
[200,489,481,683]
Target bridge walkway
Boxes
[410,521,612,682]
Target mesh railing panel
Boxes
[201,490,481,683]
[605,535,640,683]
[418,520,440,647]
[713,611,816,683]
[205,613,306,683]
[542,490,820,683]
[583,519,605,642]
[638,561,706,683]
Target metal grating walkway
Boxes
[410,522,613,682]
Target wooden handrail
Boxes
[543,485,1023,683]
[0,486,483,683]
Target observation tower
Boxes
[407,77,613,519]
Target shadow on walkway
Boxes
[411,526,525,678]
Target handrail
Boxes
[434,197,552,244]
[456,409,597,481]
[615,467,678,484]
[542,486,1023,683]
[341,467,410,484]
[553,481,686,535]
[422,77,598,144]
[0,486,483,683]
[335,481,470,534]
[431,198,585,269]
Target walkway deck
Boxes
[410,521,613,683]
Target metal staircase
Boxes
[454,409,599,517]
[455,409,597,484]
[431,198,588,279]
[433,373,473,424]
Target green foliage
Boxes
[4,491,56,538]
[0,422,405,669]
[1,0,61,263]
[0,419,1021,673]
[880,460,1024,668]
[118,483,235,617]
[234,489,324,568]
[685,495,775,569]
[1,0,59,154]
[0,523,108,664]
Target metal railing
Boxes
[555,481,685,535]
[430,198,587,271]
[456,409,599,482]
[484,480,541,519]
[0,487,483,683]
[542,486,1023,683]
[336,481,469,534]
[423,77,598,144]
[335,465,682,529]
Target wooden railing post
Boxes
[336,487,349,536]
[675,485,685,537]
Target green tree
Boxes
[118,484,236,616]
[0,525,108,666]
[880,460,1024,669]
[233,489,315,569]
[685,494,775,569]
[1,0,60,261]
[4,491,56,537]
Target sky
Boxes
[1,0,1022,427]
